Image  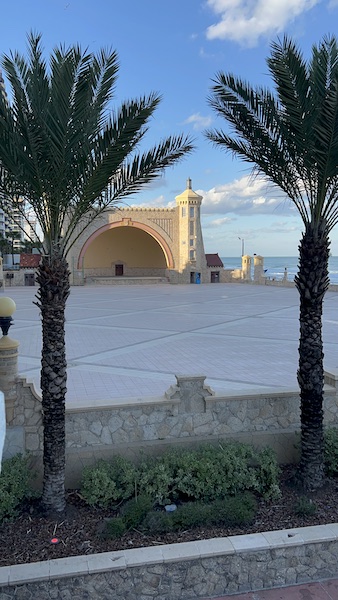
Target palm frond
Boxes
[206,34,338,233]
[0,32,194,258]
[62,133,194,252]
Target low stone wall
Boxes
[84,267,168,278]
[3,269,37,286]
[1,524,338,598]
[4,373,338,486]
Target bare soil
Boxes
[1,467,338,567]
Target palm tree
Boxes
[0,33,194,512]
[205,35,338,491]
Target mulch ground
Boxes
[1,466,338,567]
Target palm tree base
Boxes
[295,227,330,491]
[35,252,70,513]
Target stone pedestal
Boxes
[0,391,4,471]
[0,337,19,424]
[242,255,252,281]
[165,374,214,413]
[254,255,264,282]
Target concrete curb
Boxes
[1,523,338,587]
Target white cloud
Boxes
[267,220,299,233]
[198,175,293,215]
[206,0,319,46]
[184,112,213,130]
[209,216,234,226]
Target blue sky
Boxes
[1,0,338,257]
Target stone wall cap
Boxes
[207,386,335,402]
[325,368,338,380]
[175,374,207,381]
[2,522,338,586]
[66,395,178,413]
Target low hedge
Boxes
[81,440,281,508]
[0,454,33,522]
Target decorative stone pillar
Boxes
[0,297,19,425]
[253,254,264,283]
[241,255,252,281]
[0,391,4,471]
[165,374,214,413]
[0,336,19,424]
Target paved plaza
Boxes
[4,283,338,598]
[207,576,338,599]
[4,282,338,407]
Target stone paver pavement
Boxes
[3,282,338,598]
[203,577,338,598]
[3,282,338,407]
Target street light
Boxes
[238,237,244,257]
[0,296,16,345]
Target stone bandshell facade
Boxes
[67,180,213,285]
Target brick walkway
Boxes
[203,577,338,598]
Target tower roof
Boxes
[175,178,202,204]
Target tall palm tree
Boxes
[0,33,194,512]
[206,35,338,491]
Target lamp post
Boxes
[238,237,245,257]
[0,297,16,344]
[0,296,17,472]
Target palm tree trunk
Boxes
[295,226,330,490]
[35,251,70,512]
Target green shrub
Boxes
[81,456,137,507]
[212,492,257,526]
[141,510,174,534]
[324,428,338,477]
[121,494,154,529]
[169,502,213,529]
[0,454,32,522]
[138,442,280,504]
[104,517,126,539]
[137,457,174,505]
[141,492,257,534]
[171,443,257,501]
[254,447,281,499]
[294,496,317,517]
[81,441,281,509]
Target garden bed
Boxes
[1,466,338,567]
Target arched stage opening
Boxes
[78,222,174,280]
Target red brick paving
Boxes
[202,577,338,599]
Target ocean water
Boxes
[220,256,338,285]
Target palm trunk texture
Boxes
[35,253,70,512]
[295,227,330,490]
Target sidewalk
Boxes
[205,577,338,598]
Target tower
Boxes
[175,178,207,283]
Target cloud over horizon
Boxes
[197,175,294,216]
